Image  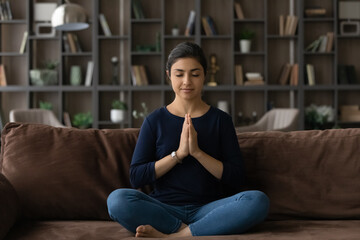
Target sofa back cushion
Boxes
[0,123,139,220]
[238,128,360,220]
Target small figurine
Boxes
[111,56,119,85]
[208,54,219,86]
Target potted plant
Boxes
[30,60,59,86]
[172,24,180,36]
[239,29,255,53]
[132,102,149,119]
[72,112,93,129]
[111,99,128,123]
[39,100,52,110]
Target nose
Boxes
[183,73,191,84]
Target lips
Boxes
[181,88,193,93]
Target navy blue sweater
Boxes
[130,106,245,205]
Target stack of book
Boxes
[0,1,12,20]
[278,63,299,86]
[202,16,218,36]
[306,32,334,53]
[305,7,326,17]
[279,15,298,36]
[131,65,149,86]
[244,72,264,86]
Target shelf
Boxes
[0,0,359,130]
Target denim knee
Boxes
[107,188,135,219]
[243,190,270,220]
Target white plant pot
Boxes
[239,39,252,53]
[111,109,126,123]
[172,28,180,36]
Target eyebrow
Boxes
[173,68,201,72]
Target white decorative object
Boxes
[34,3,57,37]
[239,39,251,53]
[217,100,229,114]
[111,109,125,123]
[35,22,56,37]
[172,28,180,36]
[34,3,57,22]
[340,21,360,36]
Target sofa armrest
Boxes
[0,173,19,239]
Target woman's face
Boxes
[167,57,205,101]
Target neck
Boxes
[168,97,209,117]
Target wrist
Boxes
[171,151,182,164]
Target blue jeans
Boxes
[107,188,269,236]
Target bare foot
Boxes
[135,225,167,238]
[135,223,192,238]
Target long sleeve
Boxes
[130,118,157,188]
[219,114,246,192]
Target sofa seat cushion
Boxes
[4,220,360,240]
[0,123,140,220]
[4,221,133,240]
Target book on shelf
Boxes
[19,31,28,54]
[278,63,292,85]
[234,2,244,19]
[131,65,149,86]
[185,10,196,36]
[0,1,12,20]
[66,33,77,53]
[281,15,298,36]
[206,16,217,35]
[279,15,284,36]
[305,7,326,17]
[66,33,82,53]
[318,35,328,52]
[99,13,112,36]
[305,64,315,86]
[63,35,70,52]
[306,32,334,53]
[338,65,358,84]
[85,61,94,86]
[325,32,334,52]
[0,64,7,86]
[305,36,322,52]
[244,72,264,85]
[63,112,72,127]
[72,34,82,52]
[234,64,244,85]
[202,17,212,36]
[132,0,144,19]
[244,77,265,86]
[290,63,299,86]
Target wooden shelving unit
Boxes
[1,0,360,130]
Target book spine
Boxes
[185,10,196,36]
[99,13,112,36]
[19,31,28,54]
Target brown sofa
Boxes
[1,122,360,240]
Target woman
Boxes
[107,42,269,238]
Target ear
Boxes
[166,70,171,84]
